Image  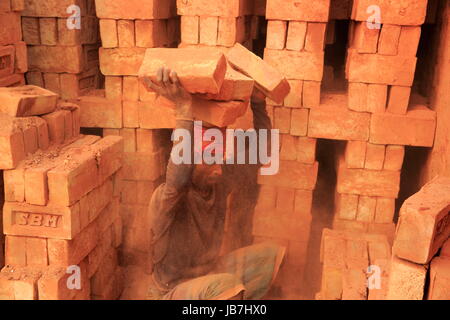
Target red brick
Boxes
[0,12,21,45]
[181,16,199,45]
[309,93,371,141]
[39,18,57,46]
[346,50,417,86]
[356,196,377,222]
[275,187,295,213]
[286,21,307,51]
[369,105,436,147]
[217,17,246,47]
[273,107,291,134]
[105,76,122,100]
[99,19,118,48]
[205,65,255,101]
[96,0,175,19]
[138,100,176,129]
[264,48,324,81]
[258,160,318,190]
[138,47,227,94]
[256,185,277,209]
[387,86,411,115]
[0,266,42,300]
[348,82,368,112]
[284,80,303,108]
[367,84,388,113]
[28,45,84,74]
[26,237,48,266]
[0,46,15,79]
[365,143,385,170]
[375,197,396,224]
[266,20,287,50]
[99,47,146,76]
[352,0,427,26]
[177,0,253,17]
[199,16,218,46]
[42,110,65,145]
[22,125,39,156]
[398,27,421,57]
[386,255,427,300]
[122,151,163,181]
[21,17,40,45]
[227,43,290,104]
[305,23,326,52]
[345,141,366,169]
[336,193,359,220]
[378,25,401,56]
[122,76,139,101]
[14,41,28,74]
[0,85,58,117]
[117,20,135,48]
[5,235,26,266]
[337,157,401,198]
[393,176,450,264]
[136,20,168,48]
[290,108,309,136]
[302,81,321,108]
[266,0,330,22]
[384,145,405,171]
[428,257,450,300]
[76,93,123,129]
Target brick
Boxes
[369,105,436,147]
[305,23,326,52]
[345,141,366,169]
[294,189,313,217]
[122,151,163,181]
[138,47,227,94]
[176,0,253,17]
[135,20,168,48]
[273,107,291,134]
[96,0,175,19]
[3,164,25,202]
[26,237,48,266]
[205,64,255,101]
[367,84,388,113]
[91,136,124,184]
[199,16,218,46]
[296,137,316,164]
[117,20,135,48]
[337,157,401,198]
[286,21,307,51]
[14,41,28,74]
[258,160,318,190]
[428,257,450,300]
[217,17,246,47]
[309,93,371,141]
[123,76,139,101]
[0,85,58,117]
[42,110,65,145]
[42,73,60,94]
[26,71,44,88]
[386,255,427,300]
[384,145,405,171]
[336,193,359,220]
[227,43,290,104]
[99,19,118,48]
[393,176,450,264]
[302,81,321,108]
[276,187,295,212]
[22,125,39,156]
[120,129,136,153]
[284,80,303,107]
[375,198,396,224]
[257,185,277,209]
[266,0,331,22]
[387,86,411,115]
[290,108,308,136]
[0,12,21,45]
[28,46,84,74]
[342,268,367,300]
[5,236,26,266]
[0,266,42,300]
[76,94,123,129]
[352,0,427,26]
[378,25,401,56]
[356,196,377,222]
[99,47,146,76]
[280,134,296,161]
[266,20,287,50]
[330,0,352,19]
[105,76,122,100]
[346,50,417,86]
[123,101,139,128]
[0,46,15,79]
[138,100,176,129]
[365,143,385,170]
[181,16,199,44]
[264,48,324,81]
[36,117,50,150]
[39,18,57,46]
[59,69,100,100]
[348,82,368,112]
[398,27,421,57]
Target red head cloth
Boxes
[194,122,227,160]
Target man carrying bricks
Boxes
[143,67,285,300]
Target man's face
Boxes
[192,163,223,189]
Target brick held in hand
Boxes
[99,47,146,76]
[0,85,58,117]
[226,43,290,104]
[266,0,330,22]
[393,176,450,265]
[138,47,227,95]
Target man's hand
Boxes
[141,66,193,120]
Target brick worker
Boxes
[142,67,286,300]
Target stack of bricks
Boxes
[386,176,450,300]
[329,0,435,240]
[75,0,179,267]
[251,0,330,297]
[317,228,391,300]
[0,0,27,87]
[177,0,255,49]
[0,86,125,300]
[22,0,102,100]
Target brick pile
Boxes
[22,0,103,100]
[0,86,125,300]
[317,228,391,300]
[76,0,179,267]
[0,0,27,87]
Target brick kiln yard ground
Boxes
[1,0,450,300]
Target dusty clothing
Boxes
[149,101,276,294]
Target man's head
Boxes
[192,162,223,190]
